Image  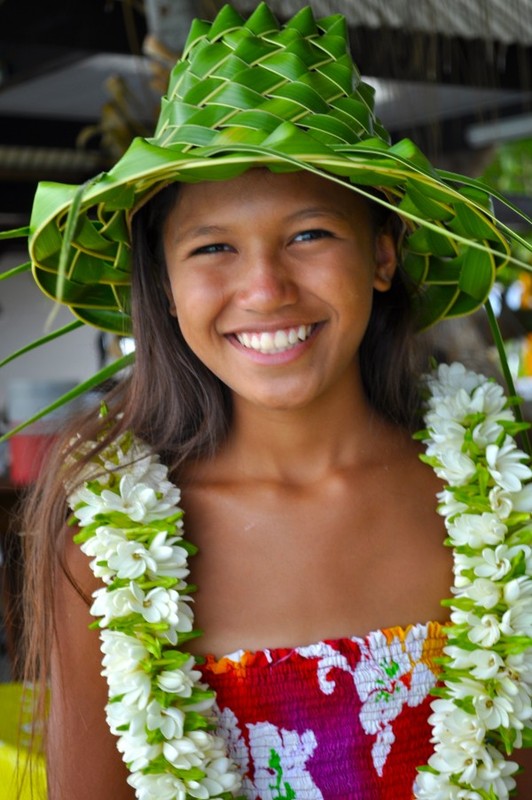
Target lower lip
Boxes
[227,325,322,365]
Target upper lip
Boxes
[226,321,321,335]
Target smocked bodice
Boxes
[199,621,446,800]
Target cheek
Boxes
[327,261,376,309]
[170,274,226,340]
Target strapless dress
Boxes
[199,621,446,799]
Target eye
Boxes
[292,229,334,243]
[191,242,234,255]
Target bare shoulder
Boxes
[514,747,532,797]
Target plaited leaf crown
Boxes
[21,2,529,335]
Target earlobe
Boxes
[373,232,398,292]
[163,280,178,317]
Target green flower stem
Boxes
[484,298,532,458]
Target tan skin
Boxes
[49,171,532,797]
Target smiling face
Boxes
[163,169,397,414]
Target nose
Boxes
[235,250,298,312]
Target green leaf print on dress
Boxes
[214,706,324,799]
[268,749,296,799]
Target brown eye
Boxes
[192,242,233,255]
[293,229,333,243]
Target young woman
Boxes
[6,4,532,799]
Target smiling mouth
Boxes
[233,324,317,354]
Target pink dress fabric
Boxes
[199,621,446,800]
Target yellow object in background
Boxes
[0,683,46,799]
[520,272,532,310]
[524,332,532,377]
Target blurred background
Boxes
[0,0,531,689]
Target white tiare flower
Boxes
[501,601,532,638]
[425,362,486,402]
[100,629,148,673]
[512,481,532,512]
[146,699,185,740]
[109,663,152,709]
[428,739,490,785]
[127,584,181,626]
[414,769,479,800]
[446,513,507,549]
[460,577,501,609]
[486,436,532,492]
[162,735,209,770]
[147,531,189,574]
[473,544,523,581]
[80,524,128,557]
[157,658,202,697]
[74,488,118,526]
[506,650,532,684]
[91,584,140,625]
[107,540,159,579]
[437,488,468,518]
[432,449,477,486]
[474,745,518,799]
[465,613,502,647]
[161,730,242,795]
[106,699,147,737]
[503,575,532,606]
[428,700,486,746]
[452,550,479,587]
[488,486,513,518]
[469,380,511,417]
[474,692,514,730]
[425,378,512,440]
[128,771,188,800]
[424,416,466,452]
[117,728,164,772]
[98,474,179,523]
[80,525,130,581]
[444,646,504,680]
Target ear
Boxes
[163,278,178,317]
[373,231,397,292]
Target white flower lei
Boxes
[413,363,532,800]
[66,363,532,800]
[66,430,244,800]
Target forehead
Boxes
[171,168,373,224]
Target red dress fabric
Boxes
[199,621,446,800]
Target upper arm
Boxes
[513,745,532,798]
[47,530,134,800]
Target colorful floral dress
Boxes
[200,621,446,800]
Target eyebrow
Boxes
[286,206,350,222]
[176,206,349,243]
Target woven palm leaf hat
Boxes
[4,2,532,346]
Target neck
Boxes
[218,373,400,485]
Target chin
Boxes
[238,388,322,413]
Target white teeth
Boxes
[235,325,314,354]
[274,330,289,348]
[261,332,274,351]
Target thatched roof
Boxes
[234,0,532,45]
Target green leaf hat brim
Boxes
[26,2,528,335]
